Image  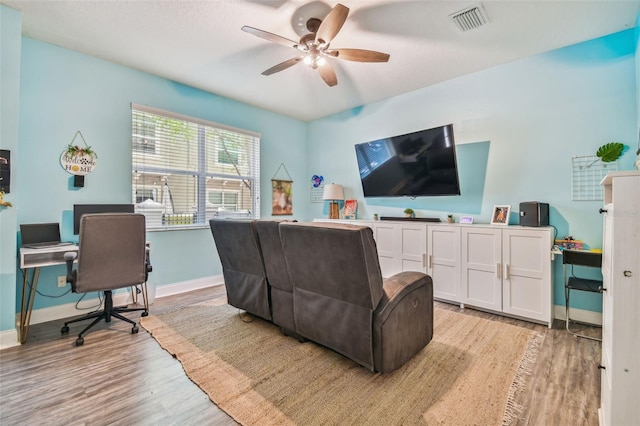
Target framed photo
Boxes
[491,205,511,225]
[343,199,357,219]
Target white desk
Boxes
[19,244,78,344]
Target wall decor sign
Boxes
[310,174,325,203]
[60,131,97,176]
[0,149,10,193]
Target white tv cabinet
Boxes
[598,171,640,426]
[315,219,554,327]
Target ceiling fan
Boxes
[242,3,390,87]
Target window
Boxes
[132,104,260,229]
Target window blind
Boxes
[131,104,260,229]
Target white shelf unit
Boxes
[314,219,554,327]
[598,171,640,426]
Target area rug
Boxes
[141,301,543,425]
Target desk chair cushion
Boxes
[73,213,147,293]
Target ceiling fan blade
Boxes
[242,26,301,50]
[262,57,304,76]
[334,49,390,63]
[315,4,349,44]
[317,62,338,87]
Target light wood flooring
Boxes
[0,286,601,425]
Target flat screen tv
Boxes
[354,124,461,197]
[73,204,135,234]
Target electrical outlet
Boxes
[57,276,66,287]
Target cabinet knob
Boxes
[598,364,606,370]
[599,208,608,214]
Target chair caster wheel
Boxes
[75,337,84,346]
[61,326,69,334]
[132,326,139,334]
[141,311,149,317]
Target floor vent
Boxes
[450,4,489,32]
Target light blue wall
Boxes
[2,14,638,331]
[0,6,22,332]
[307,29,638,311]
[14,38,307,312]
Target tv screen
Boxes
[355,124,461,197]
[73,204,135,234]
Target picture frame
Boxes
[491,205,511,225]
[343,199,357,219]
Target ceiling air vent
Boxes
[450,4,489,32]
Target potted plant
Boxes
[404,208,414,218]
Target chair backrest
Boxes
[279,222,384,367]
[255,220,293,293]
[74,213,147,293]
[563,249,602,267]
[209,219,271,320]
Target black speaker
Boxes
[519,202,549,227]
[73,175,85,188]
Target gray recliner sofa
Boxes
[210,219,434,373]
[279,221,434,373]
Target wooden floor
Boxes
[0,286,601,426]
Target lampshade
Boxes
[322,183,344,201]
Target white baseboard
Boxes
[154,275,223,298]
[16,274,224,328]
[554,304,602,326]
[0,329,19,350]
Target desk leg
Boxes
[19,267,40,344]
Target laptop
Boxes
[20,223,73,249]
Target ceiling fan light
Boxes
[317,57,327,67]
[303,55,312,65]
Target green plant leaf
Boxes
[596,142,625,162]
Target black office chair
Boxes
[61,213,152,346]
[563,249,603,341]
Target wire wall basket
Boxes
[571,155,618,201]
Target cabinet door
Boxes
[600,205,614,426]
[461,228,502,311]
[501,229,551,323]
[398,223,427,273]
[371,222,400,278]
[428,225,460,302]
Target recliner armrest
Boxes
[374,271,431,323]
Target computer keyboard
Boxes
[23,242,75,249]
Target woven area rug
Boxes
[141,301,543,425]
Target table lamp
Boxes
[322,183,344,219]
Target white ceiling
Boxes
[3,0,639,121]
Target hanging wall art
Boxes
[271,163,293,215]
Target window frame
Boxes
[131,104,260,231]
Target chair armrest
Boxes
[64,251,77,284]
[374,271,431,323]
[145,246,153,277]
